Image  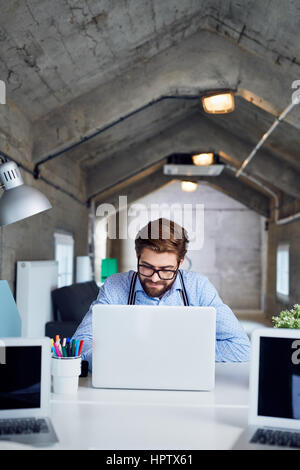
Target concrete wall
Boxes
[0,101,89,295]
[0,172,89,295]
[107,181,263,310]
[266,219,300,320]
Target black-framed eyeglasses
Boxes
[137,259,179,280]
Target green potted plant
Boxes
[272,304,300,328]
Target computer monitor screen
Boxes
[258,336,300,419]
[0,346,41,410]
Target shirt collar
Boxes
[134,271,182,294]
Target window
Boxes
[54,232,74,288]
[276,244,289,298]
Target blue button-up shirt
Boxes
[73,270,250,368]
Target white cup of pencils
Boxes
[51,336,84,395]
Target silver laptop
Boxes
[0,337,58,447]
[234,328,300,450]
[92,305,216,391]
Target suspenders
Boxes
[178,270,189,306]
[127,270,189,306]
[127,271,138,305]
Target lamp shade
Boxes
[0,161,52,226]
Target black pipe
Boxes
[2,90,233,207]
[33,94,204,178]
[0,151,8,163]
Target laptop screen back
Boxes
[92,304,216,391]
[258,336,300,420]
[0,346,42,411]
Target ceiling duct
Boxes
[163,153,224,177]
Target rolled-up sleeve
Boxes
[200,278,251,362]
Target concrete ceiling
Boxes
[72,97,199,169]
[0,0,208,119]
[1,0,300,217]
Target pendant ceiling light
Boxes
[192,153,214,166]
[202,92,235,114]
[181,181,197,192]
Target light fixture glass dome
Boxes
[192,153,214,166]
[202,92,235,114]
[181,181,197,192]
[0,161,52,226]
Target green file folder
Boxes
[101,258,118,283]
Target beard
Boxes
[139,275,175,298]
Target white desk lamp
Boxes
[0,158,52,336]
[0,159,52,226]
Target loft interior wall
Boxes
[266,219,300,321]
[1,0,300,311]
[107,181,264,311]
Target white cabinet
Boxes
[16,261,58,337]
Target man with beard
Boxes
[73,218,250,370]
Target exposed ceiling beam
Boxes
[32,29,300,164]
[94,165,270,218]
[93,161,166,206]
[95,169,172,214]
[86,112,300,201]
[175,170,270,218]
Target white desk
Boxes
[48,363,249,450]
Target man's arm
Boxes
[200,277,251,362]
[71,272,131,369]
[72,282,110,369]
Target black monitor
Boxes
[0,346,42,410]
[258,336,300,419]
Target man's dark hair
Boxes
[135,218,189,261]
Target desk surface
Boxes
[48,363,249,450]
